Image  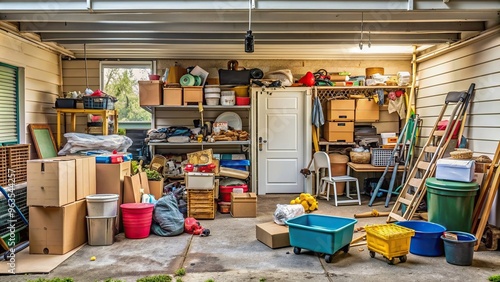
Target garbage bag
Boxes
[58,133,132,155]
[273,204,305,225]
[151,193,185,236]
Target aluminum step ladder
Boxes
[387,83,475,223]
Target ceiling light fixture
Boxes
[245,0,254,53]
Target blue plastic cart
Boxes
[286,214,357,263]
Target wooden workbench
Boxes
[55,108,118,148]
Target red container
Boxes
[236,96,250,105]
[220,184,248,202]
[149,74,161,80]
[120,203,154,239]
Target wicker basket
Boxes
[450,149,473,160]
[350,151,371,164]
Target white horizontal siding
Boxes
[0,31,61,152]
[415,30,500,158]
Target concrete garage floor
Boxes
[6,194,500,282]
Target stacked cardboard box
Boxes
[324,100,355,142]
[231,192,257,218]
[355,99,380,122]
[27,156,96,255]
[96,161,131,232]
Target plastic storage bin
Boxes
[371,148,395,167]
[220,159,250,171]
[426,177,479,232]
[286,214,357,263]
[83,96,115,109]
[396,221,446,256]
[221,91,235,106]
[365,224,415,264]
[220,184,248,202]
[86,194,119,217]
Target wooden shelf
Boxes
[149,141,250,146]
[150,105,250,110]
[315,86,411,90]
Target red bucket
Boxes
[120,203,154,239]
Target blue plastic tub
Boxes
[396,221,446,257]
[220,160,250,171]
[286,214,357,263]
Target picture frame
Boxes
[28,124,58,159]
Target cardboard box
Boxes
[96,161,131,231]
[148,178,165,200]
[29,199,87,255]
[139,80,162,106]
[183,86,203,105]
[49,155,96,200]
[355,99,380,122]
[256,221,290,249]
[231,192,257,218]
[163,88,182,106]
[27,159,76,207]
[326,110,354,121]
[327,99,355,110]
[324,121,354,132]
[436,158,475,183]
[323,131,354,142]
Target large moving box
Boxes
[27,159,76,207]
[326,100,355,121]
[49,155,96,200]
[355,99,380,122]
[29,199,87,255]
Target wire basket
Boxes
[450,149,473,160]
[83,96,115,109]
[371,148,395,167]
[350,151,371,164]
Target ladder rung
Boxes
[417,161,430,170]
[398,198,412,206]
[433,130,445,137]
[409,178,423,188]
[389,212,405,222]
[424,146,438,153]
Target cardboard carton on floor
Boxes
[27,158,76,207]
[256,221,290,249]
[48,155,96,200]
[29,199,87,255]
[231,192,257,218]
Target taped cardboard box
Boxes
[49,155,96,200]
[256,221,290,249]
[29,199,87,255]
[27,159,76,207]
[231,192,257,218]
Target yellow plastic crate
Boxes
[365,224,415,263]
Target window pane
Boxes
[101,63,152,122]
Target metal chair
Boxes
[313,151,361,206]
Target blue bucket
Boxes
[396,221,446,256]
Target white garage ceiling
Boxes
[1,0,499,60]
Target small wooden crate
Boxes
[187,189,215,219]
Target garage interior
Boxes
[1,1,500,281]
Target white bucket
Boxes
[86,194,119,217]
[206,97,220,105]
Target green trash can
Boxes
[425,178,479,232]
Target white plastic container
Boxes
[205,93,220,105]
[86,194,119,217]
[221,91,235,106]
[435,158,475,183]
[86,216,115,246]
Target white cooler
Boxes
[436,158,475,183]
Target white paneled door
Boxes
[257,88,311,194]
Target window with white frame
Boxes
[0,63,19,145]
[100,61,154,122]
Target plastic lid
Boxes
[425,177,478,190]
